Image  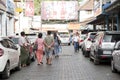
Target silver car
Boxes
[90,31,120,65]
[111,41,120,73]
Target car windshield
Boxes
[80,35,86,40]
[59,34,69,38]
[89,33,96,39]
[11,38,19,44]
[89,35,96,39]
[103,34,120,42]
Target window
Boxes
[7,39,17,50]
[86,10,92,15]
[103,35,112,42]
[0,39,10,48]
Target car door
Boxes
[1,39,14,67]
[113,42,120,68]
[117,44,120,69]
[7,39,19,67]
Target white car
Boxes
[58,34,70,45]
[82,32,96,57]
[111,41,120,73]
[0,37,21,79]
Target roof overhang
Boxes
[105,1,120,14]
[79,17,96,26]
[87,13,108,25]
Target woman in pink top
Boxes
[35,33,44,65]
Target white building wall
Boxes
[7,17,14,36]
[1,12,6,36]
[79,10,94,22]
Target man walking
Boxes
[44,31,54,65]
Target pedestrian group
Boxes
[19,31,61,66]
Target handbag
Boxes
[33,43,38,51]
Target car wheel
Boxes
[111,59,117,73]
[2,62,10,79]
[94,54,99,65]
[68,43,70,46]
[89,52,93,61]
[83,50,85,55]
[84,51,88,57]
[16,57,22,71]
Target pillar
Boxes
[105,15,109,31]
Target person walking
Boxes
[35,33,44,65]
[53,32,60,58]
[72,32,80,53]
[44,31,54,65]
[19,31,29,67]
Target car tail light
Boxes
[88,38,92,41]
[101,55,107,59]
[80,40,83,42]
[0,48,4,57]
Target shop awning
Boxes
[88,14,106,25]
[68,23,80,30]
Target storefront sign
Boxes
[6,0,15,14]
[68,23,80,30]
[25,1,34,16]
[14,0,21,2]
[0,0,6,11]
[94,1,102,17]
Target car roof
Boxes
[105,31,120,35]
[0,37,10,41]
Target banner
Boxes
[41,1,78,20]
[25,1,34,16]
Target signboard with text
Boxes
[25,1,34,16]
[94,0,102,17]
[0,0,6,11]
[6,0,15,14]
[41,1,78,20]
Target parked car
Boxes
[81,32,97,57]
[79,34,86,48]
[0,37,21,79]
[9,36,36,62]
[26,32,46,43]
[111,41,120,73]
[58,33,70,45]
[25,33,37,44]
[90,31,120,65]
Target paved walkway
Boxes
[6,46,120,80]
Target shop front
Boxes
[0,0,6,36]
[105,0,120,31]
[6,0,15,36]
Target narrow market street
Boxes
[3,45,120,80]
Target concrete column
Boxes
[105,15,109,31]
[93,24,96,31]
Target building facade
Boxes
[0,0,15,36]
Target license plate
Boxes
[103,51,111,54]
